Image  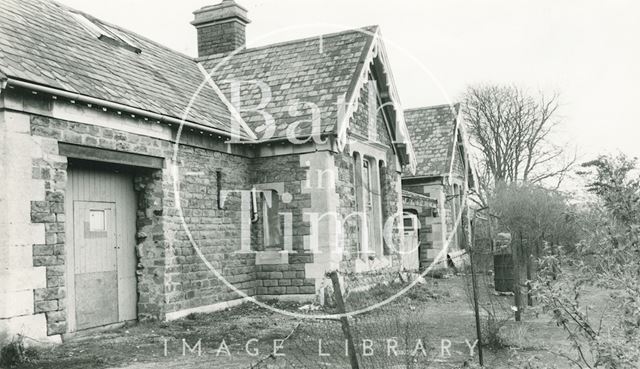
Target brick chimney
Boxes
[192,0,250,57]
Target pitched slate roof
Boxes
[0,0,415,156]
[0,0,244,137]
[403,104,460,178]
[200,27,377,140]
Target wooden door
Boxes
[65,165,137,332]
[402,213,420,270]
[73,201,118,329]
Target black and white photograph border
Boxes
[0,1,638,369]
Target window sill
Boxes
[358,251,377,261]
[255,249,290,265]
[264,244,285,251]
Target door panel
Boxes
[75,271,118,329]
[73,201,118,330]
[402,214,420,270]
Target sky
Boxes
[57,0,640,162]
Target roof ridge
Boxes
[51,0,378,65]
[197,25,379,62]
[404,102,460,112]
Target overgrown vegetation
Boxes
[531,154,640,368]
[481,314,507,351]
[0,336,38,368]
[471,154,639,368]
[460,81,639,368]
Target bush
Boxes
[531,155,640,368]
[481,315,507,351]
[500,322,532,348]
[425,268,448,279]
[0,336,38,367]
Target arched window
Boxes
[352,152,384,258]
[379,160,388,254]
[353,152,364,253]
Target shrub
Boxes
[0,336,38,367]
[425,268,448,279]
[481,315,507,351]
[531,155,640,368]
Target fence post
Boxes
[525,241,533,307]
[468,232,485,366]
[463,149,484,366]
[487,208,495,253]
[328,271,360,369]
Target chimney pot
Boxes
[192,0,250,57]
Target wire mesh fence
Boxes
[247,269,472,369]
[243,233,544,368]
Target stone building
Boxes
[401,104,475,270]
[0,0,419,343]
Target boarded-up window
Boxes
[262,190,282,247]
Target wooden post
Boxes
[459,136,483,365]
[525,240,533,307]
[463,142,484,366]
[468,222,484,366]
[328,271,360,369]
[487,209,495,254]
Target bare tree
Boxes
[462,84,575,196]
